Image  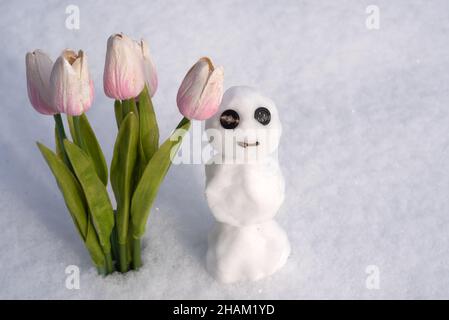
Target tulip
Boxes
[51,49,94,116]
[25,50,58,115]
[176,57,224,120]
[103,34,145,100]
[136,40,158,97]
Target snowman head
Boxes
[205,86,282,162]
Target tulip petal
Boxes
[177,57,224,120]
[194,66,224,120]
[103,34,145,100]
[25,50,57,115]
[139,40,158,97]
[51,50,94,116]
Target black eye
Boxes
[254,107,271,125]
[220,109,240,129]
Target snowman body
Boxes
[204,86,290,283]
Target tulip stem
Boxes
[53,114,71,168]
[114,100,123,129]
[118,244,128,273]
[72,115,86,151]
[132,238,142,270]
[110,224,119,266]
[105,252,114,274]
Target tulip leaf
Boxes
[37,142,106,268]
[114,100,122,129]
[138,85,159,165]
[131,117,190,239]
[67,114,108,186]
[85,215,107,268]
[64,140,114,254]
[110,112,139,244]
[37,142,88,239]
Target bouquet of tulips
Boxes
[25,33,224,275]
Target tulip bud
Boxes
[137,40,158,97]
[25,50,57,115]
[51,49,94,116]
[103,34,145,100]
[177,57,224,120]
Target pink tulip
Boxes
[25,50,58,115]
[177,57,224,120]
[136,40,158,97]
[103,34,145,100]
[50,49,94,116]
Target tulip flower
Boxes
[103,34,145,100]
[51,49,94,116]
[136,40,158,97]
[25,50,58,115]
[176,57,224,120]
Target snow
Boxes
[1,0,449,299]
[207,221,291,284]
[205,86,289,283]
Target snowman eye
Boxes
[220,109,240,129]
[254,107,271,125]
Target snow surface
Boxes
[1,0,449,299]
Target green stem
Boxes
[121,98,137,120]
[53,114,71,168]
[122,100,130,118]
[132,238,142,270]
[177,116,190,129]
[105,252,113,274]
[119,244,128,273]
[110,223,119,265]
[72,115,86,150]
[114,100,123,129]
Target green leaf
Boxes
[64,140,114,254]
[131,117,191,239]
[37,142,106,268]
[110,112,139,244]
[85,215,106,268]
[37,142,88,239]
[114,100,123,129]
[138,86,159,165]
[67,114,108,186]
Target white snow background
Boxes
[1,0,449,299]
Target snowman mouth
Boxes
[237,141,259,148]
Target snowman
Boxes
[204,86,290,283]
